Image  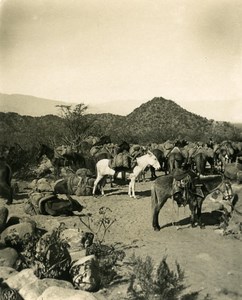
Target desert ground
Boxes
[7,171,242,300]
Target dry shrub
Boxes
[127,254,203,300]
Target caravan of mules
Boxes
[0,137,242,230]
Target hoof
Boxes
[153,226,161,231]
[191,223,197,228]
[199,224,205,229]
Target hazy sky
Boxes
[0,0,242,121]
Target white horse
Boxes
[92,151,161,198]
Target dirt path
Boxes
[8,175,242,300]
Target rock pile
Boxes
[0,205,125,300]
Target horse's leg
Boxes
[189,198,197,227]
[197,198,205,228]
[6,186,13,205]
[152,197,167,231]
[150,166,157,180]
[152,202,164,231]
[109,174,114,187]
[168,159,173,174]
[99,176,107,195]
[93,174,104,196]
[163,159,168,175]
[128,175,136,198]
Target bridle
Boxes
[211,179,233,201]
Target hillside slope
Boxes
[88,97,240,143]
[0,96,241,146]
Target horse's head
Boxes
[147,151,161,170]
[218,178,234,201]
[37,144,54,162]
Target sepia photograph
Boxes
[0,1,242,299]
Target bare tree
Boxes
[56,103,92,144]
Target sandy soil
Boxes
[7,171,242,300]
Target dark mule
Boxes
[0,158,13,204]
[117,141,130,153]
[150,149,166,179]
[166,148,185,173]
[92,135,111,147]
[37,144,67,177]
[191,152,207,175]
[37,144,86,176]
[151,173,233,231]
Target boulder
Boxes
[31,215,61,232]
[0,247,18,267]
[60,229,94,253]
[19,278,74,300]
[5,216,37,228]
[37,286,98,300]
[35,230,71,279]
[5,268,38,290]
[70,255,101,292]
[1,222,36,249]
[69,249,86,262]
[0,266,18,280]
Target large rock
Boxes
[69,249,86,262]
[60,229,84,252]
[70,255,101,292]
[5,268,38,290]
[1,222,36,248]
[60,229,94,253]
[0,247,18,267]
[34,230,71,279]
[19,278,74,300]
[31,215,61,232]
[0,206,8,233]
[5,216,37,230]
[0,266,18,280]
[37,286,98,300]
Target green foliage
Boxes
[13,224,71,280]
[79,206,117,244]
[127,254,199,300]
[86,243,126,287]
[33,223,71,279]
[14,229,45,271]
[56,103,95,142]
[0,97,241,157]
[80,207,126,287]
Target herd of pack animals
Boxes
[0,136,242,230]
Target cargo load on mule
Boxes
[54,168,103,196]
[24,192,84,216]
[224,162,242,183]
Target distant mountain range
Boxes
[0,93,144,117]
[1,93,241,124]
[0,93,74,116]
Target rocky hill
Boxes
[86,97,241,143]
[0,97,241,147]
